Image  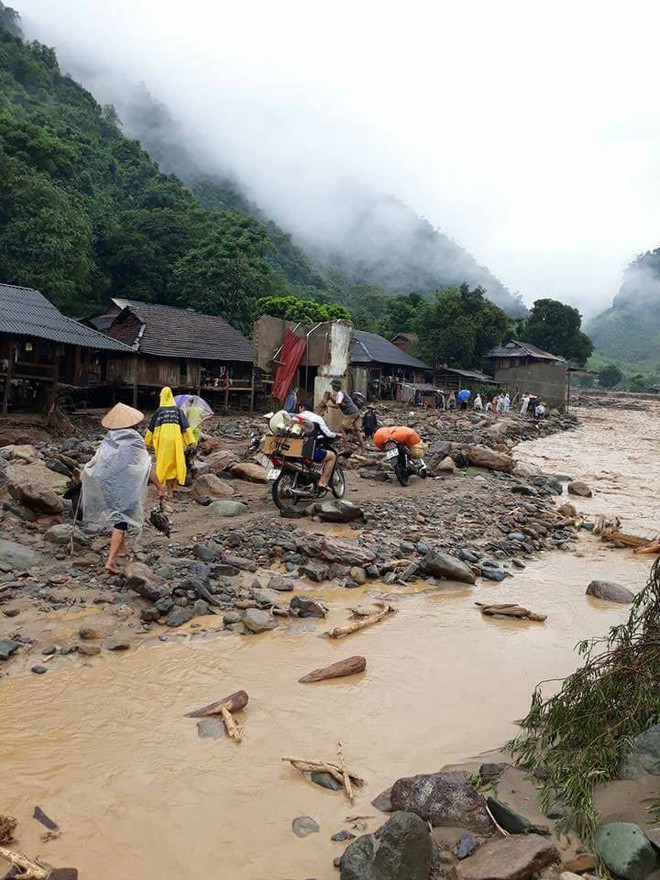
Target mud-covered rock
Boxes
[450,834,559,880]
[586,579,635,604]
[390,771,493,833]
[339,811,432,880]
[421,551,476,585]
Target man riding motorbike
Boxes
[296,399,337,491]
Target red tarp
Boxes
[272,329,307,401]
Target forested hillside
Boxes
[587,249,660,379]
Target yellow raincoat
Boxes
[144,387,195,484]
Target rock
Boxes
[31,665,48,674]
[267,575,295,592]
[310,500,364,523]
[44,523,89,547]
[0,538,38,571]
[339,811,432,880]
[486,798,532,834]
[42,645,57,656]
[154,596,174,615]
[350,566,368,585]
[567,481,592,498]
[231,462,268,483]
[289,595,327,618]
[332,830,356,842]
[124,562,166,602]
[193,544,217,562]
[197,717,225,739]
[223,612,242,625]
[191,474,234,501]
[456,834,478,860]
[586,579,635,604]
[166,606,194,627]
[243,608,278,633]
[300,560,331,582]
[466,446,514,473]
[421,551,476,585]
[450,834,560,880]
[78,644,100,656]
[0,639,20,660]
[292,816,320,838]
[79,627,102,641]
[371,787,393,812]
[595,823,659,880]
[297,535,377,567]
[311,771,342,791]
[562,854,596,873]
[513,461,541,479]
[479,762,509,782]
[105,639,131,651]
[141,608,161,623]
[389,771,493,834]
[558,502,577,517]
[619,724,660,779]
[252,588,282,607]
[437,456,458,473]
[7,479,63,514]
[209,500,248,517]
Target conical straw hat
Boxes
[101,403,144,430]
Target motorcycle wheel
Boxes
[419,467,428,479]
[394,463,410,486]
[330,466,346,498]
[271,471,298,511]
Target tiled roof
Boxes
[350,330,431,370]
[108,299,254,362]
[0,283,132,352]
[488,339,565,363]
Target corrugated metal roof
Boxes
[350,330,431,370]
[107,299,254,362]
[0,283,132,352]
[437,366,496,383]
[488,339,564,363]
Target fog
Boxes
[15,0,660,314]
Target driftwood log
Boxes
[185,690,248,742]
[282,749,364,803]
[299,656,366,683]
[0,846,51,879]
[326,603,396,639]
[476,602,547,622]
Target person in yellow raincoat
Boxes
[145,387,195,497]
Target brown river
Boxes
[1,404,657,879]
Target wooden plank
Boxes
[1,344,14,415]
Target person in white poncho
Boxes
[82,403,163,573]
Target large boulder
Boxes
[619,724,660,779]
[204,449,238,473]
[390,771,493,834]
[450,834,559,880]
[297,535,376,568]
[0,538,39,571]
[230,462,268,483]
[466,446,514,473]
[339,811,432,880]
[309,500,364,523]
[421,551,476,585]
[289,595,327,618]
[595,823,659,880]
[124,562,167,602]
[191,473,234,501]
[243,608,278,633]
[567,480,592,498]
[209,500,248,518]
[586,580,635,604]
[7,479,63,515]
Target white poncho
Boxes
[82,428,152,528]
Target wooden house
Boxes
[350,330,432,399]
[95,299,255,408]
[391,332,418,354]
[487,339,569,408]
[0,283,132,414]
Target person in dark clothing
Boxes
[362,406,378,441]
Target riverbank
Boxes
[0,402,657,878]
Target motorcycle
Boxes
[385,441,428,486]
[265,431,346,511]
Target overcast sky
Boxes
[17,0,660,315]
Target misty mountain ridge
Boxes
[55,47,525,317]
[587,249,660,375]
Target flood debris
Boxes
[475,602,547,622]
[326,602,396,638]
[282,745,364,804]
[0,846,77,879]
[298,655,366,683]
[185,690,248,742]
[0,817,16,846]
[32,807,58,832]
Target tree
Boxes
[522,299,594,365]
[256,295,351,324]
[413,283,511,369]
[598,364,623,388]
[628,373,648,392]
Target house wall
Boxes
[494,362,568,408]
[105,355,199,389]
[314,321,353,407]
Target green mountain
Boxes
[586,249,660,378]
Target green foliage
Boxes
[522,299,593,365]
[510,559,660,842]
[598,363,623,389]
[256,294,351,325]
[628,373,648,392]
[413,283,511,369]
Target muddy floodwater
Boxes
[1,405,656,879]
